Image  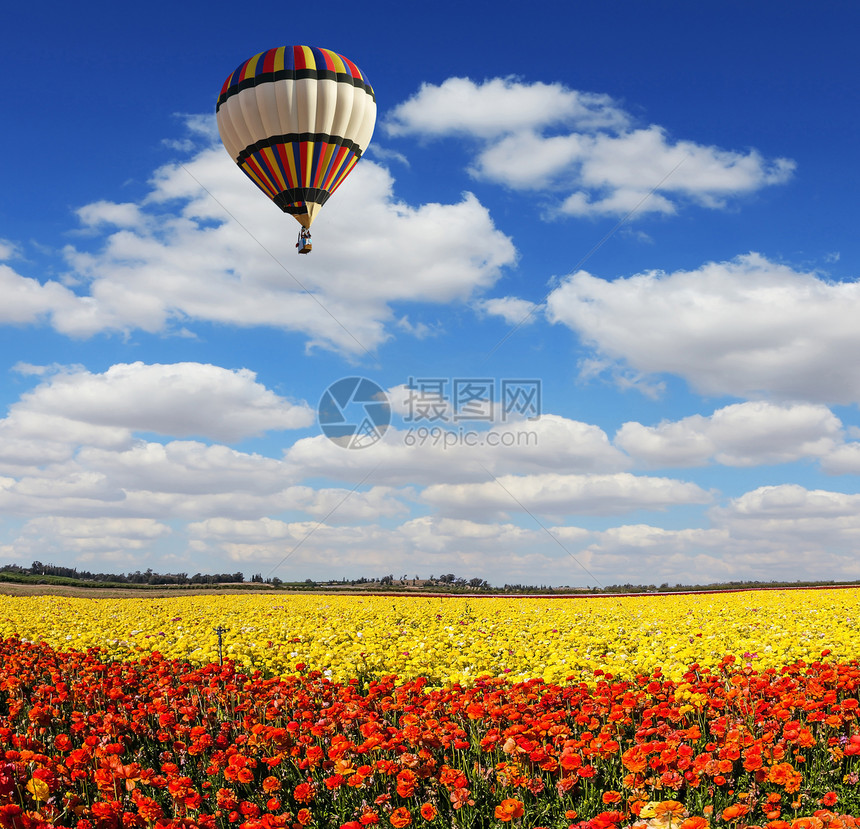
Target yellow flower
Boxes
[26,777,49,802]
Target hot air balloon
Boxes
[216,45,376,253]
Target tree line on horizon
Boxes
[2,562,860,595]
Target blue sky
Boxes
[2,1,860,586]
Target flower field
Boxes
[2,590,860,828]
[2,591,860,686]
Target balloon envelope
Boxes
[216,46,376,228]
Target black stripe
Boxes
[216,68,375,111]
[274,188,333,212]
[236,133,363,165]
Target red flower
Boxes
[294,782,315,804]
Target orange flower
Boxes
[680,819,708,829]
[297,807,314,826]
[494,799,525,822]
[722,804,750,822]
[622,747,647,773]
[390,807,412,828]
[654,801,687,828]
[420,804,437,821]
[789,820,823,829]
[602,791,622,804]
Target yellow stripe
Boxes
[244,52,263,80]
[285,145,299,189]
[297,45,315,70]
[327,50,347,74]
[272,46,286,73]
[262,147,286,191]
[303,142,313,188]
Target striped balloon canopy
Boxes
[216,46,376,229]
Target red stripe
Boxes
[311,143,328,188]
[262,47,276,73]
[293,45,310,71]
[299,141,309,187]
[318,48,335,71]
[239,56,255,82]
[341,56,360,79]
[276,144,297,189]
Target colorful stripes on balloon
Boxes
[216,45,376,228]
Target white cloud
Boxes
[0,264,81,325]
[284,415,630,486]
[821,443,860,475]
[40,122,514,354]
[616,401,843,468]
[547,253,860,404]
[387,78,793,218]
[76,201,147,229]
[0,240,20,261]
[6,516,173,565]
[706,486,860,576]
[186,514,593,585]
[421,472,712,520]
[75,441,293,496]
[4,362,313,446]
[476,296,541,326]
[386,77,628,139]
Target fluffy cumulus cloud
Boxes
[616,401,843,468]
[4,356,860,583]
[386,78,793,218]
[9,120,512,355]
[4,362,313,447]
[703,485,860,576]
[0,362,322,532]
[0,264,81,326]
[547,253,860,404]
[284,415,630,486]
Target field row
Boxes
[2,635,860,828]
[1,590,858,685]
